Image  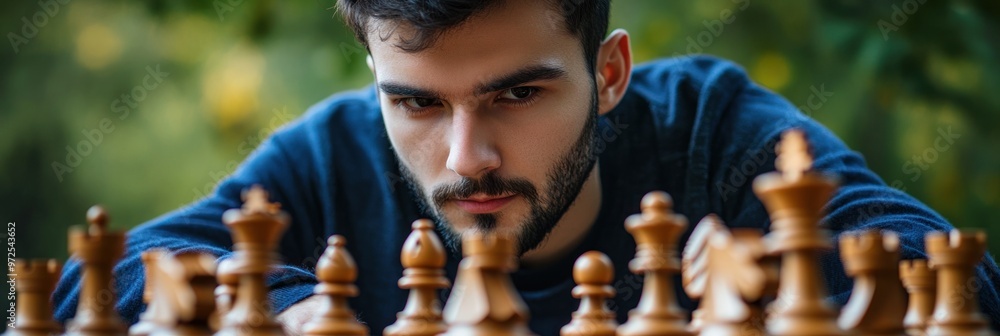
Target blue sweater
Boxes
[54,56,1000,334]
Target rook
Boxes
[3,259,62,336]
[925,230,995,336]
[900,260,935,336]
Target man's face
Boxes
[368,0,598,254]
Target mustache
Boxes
[431,172,539,207]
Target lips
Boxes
[453,194,517,214]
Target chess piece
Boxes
[682,215,775,336]
[925,230,995,336]
[302,235,369,336]
[216,185,289,336]
[560,251,618,336]
[3,259,62,336]
[837,230,907,335]
[753,129,844,335]
[441,232,535,336]
[149,252,219,336]
[129,250,167,336]
[617,191,692,336]
[384,219,450,336]
[681,215,719,335]
[214,257,239,323]
[67,205,128,336]
[900,260,936,336]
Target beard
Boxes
[396,92,599,257]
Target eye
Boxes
[400,97,441,110]
[394,97,442,115]
[498,87,537,101]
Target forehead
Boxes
[366,0,584,96]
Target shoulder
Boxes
[628,55,808,151]
[625,55,765,144]
[621,55,820,215]
[629,55,751,107]
[623,55,800,162]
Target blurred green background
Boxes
[2,0,999,264]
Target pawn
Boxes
[900,260,936,336]
[302,235,369,336]
[617,191,691,336]
[67,205,128,336]
[837,231,906,335]
[925,230,995,336]
[560,251,618,336]
[384,220,450,336]
[3,259,62,336]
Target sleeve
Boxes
[709,80,1000,330]
[52,130,323,325]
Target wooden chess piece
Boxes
[837,230,907,335]
[681,215,721,335]
[752,129,844,336]
[900,260,936,336]
[560,251,618,336]
[215,185,289,336]
[129,250,167,336]
[617,191,692,336]
[214,257,239,324]
[67,205,128,336]
[682,215,775,336]
[441,232,535,336]
[2,259,62,336]
[925,230,995,336]
[149,252,219,336]
[302,235,369,336]
[384,219,450,336]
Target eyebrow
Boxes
[377,64,568,98]
[475,64,567,95]
[377,82,438,98]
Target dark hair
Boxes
[336,0,611,74]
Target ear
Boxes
[594,29,632,116]
[367,54,380,99]
[366,54,376,76]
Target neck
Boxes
[520,163,602,268]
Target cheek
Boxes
[499,90,590,179]
[383,111,449,185]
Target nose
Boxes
[445,109,500,179]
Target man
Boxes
[54,0,1000,334]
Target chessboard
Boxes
[6,129,996,336]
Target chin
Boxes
[447,213,523,235]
